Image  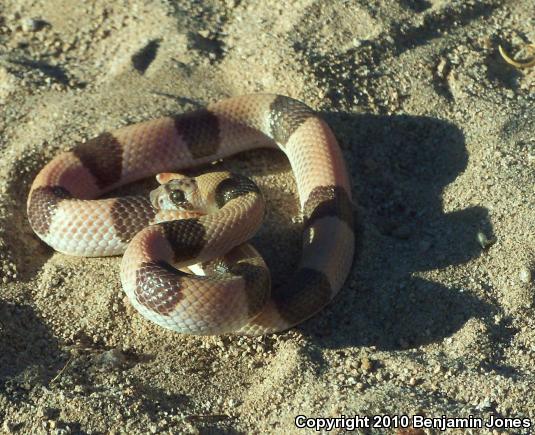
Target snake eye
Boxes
[169,189,186,205]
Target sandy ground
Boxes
[1,0,534,433]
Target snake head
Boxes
[150,175,202,212]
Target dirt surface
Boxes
[1,0,534,433]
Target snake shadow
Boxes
[269,112,499,353]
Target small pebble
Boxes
[73,385,84,393]
[478,398,492,410]
[360,357,373,372]
[50,275,62,287]
[94,348,126,369]
[21,18,40,32]
[519,267,532,284]
[436,58,450,79]
[477,231,495,249]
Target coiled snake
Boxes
[27,94,354,335]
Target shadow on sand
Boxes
[277,112,497,352]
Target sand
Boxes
[0,0,534,433]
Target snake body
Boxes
[27,94,354,335]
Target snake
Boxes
[27,94,354,335]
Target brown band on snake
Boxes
[72,132,123,189]
[161,218,207,263]
[110,196,157,243]
[272,267,332,324]
[27,186,72,236]
[135,260,185,316]
[173,109,221,158]
[269,96,315,145]
[303,185,353,229]
[230,262,271,317]
[214,174,261,209]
